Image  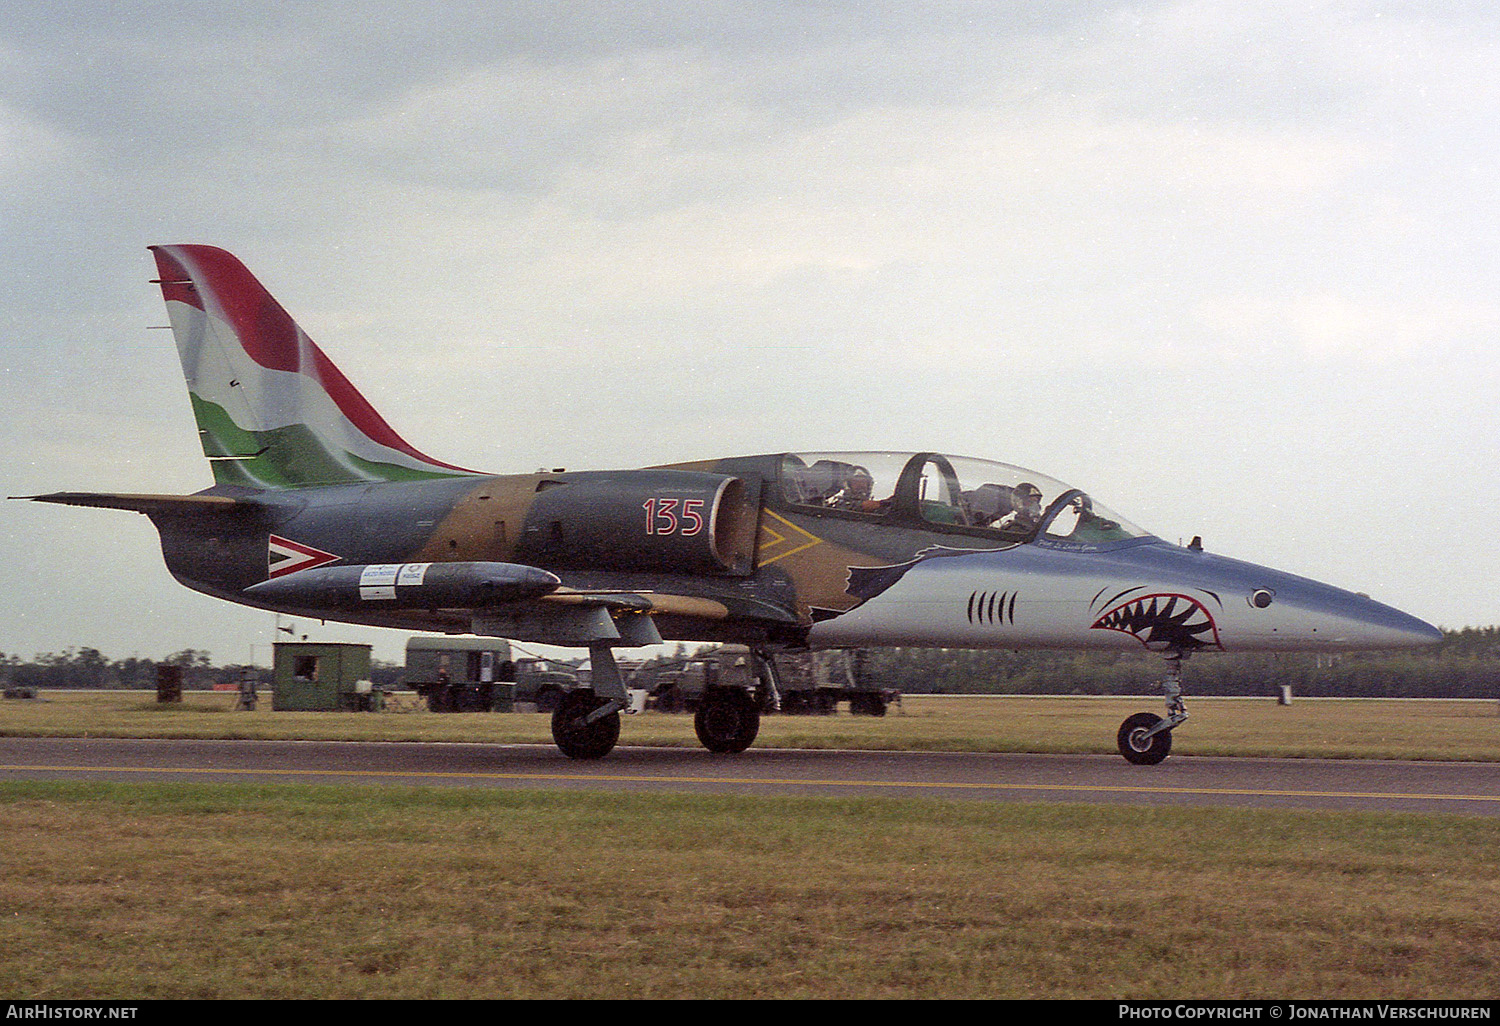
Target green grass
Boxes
[0,781,1496,999]
[3,693,1495,999]
[2,691,1498,761]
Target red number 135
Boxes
[643,497,705,535]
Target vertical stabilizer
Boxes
[149,244,479,489]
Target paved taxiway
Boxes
[1,736,1497,815]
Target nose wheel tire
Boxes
[1117,712,1172,765]
[552,689,621,760]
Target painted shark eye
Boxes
[1249,588,1275,609]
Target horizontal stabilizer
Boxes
[20,492,249,517]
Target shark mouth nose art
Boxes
[1091,592,1222,651]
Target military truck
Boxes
[404,636,580,712]
[633,652,741,714]
[643,646,899,716]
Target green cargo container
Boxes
[272,642,380,711]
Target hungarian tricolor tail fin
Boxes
[148,244,479,490]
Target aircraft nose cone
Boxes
[1309,596,1443,649]
[1121,545,1444,653]
[1235,568,1442,651]
[1385,605,1443,646]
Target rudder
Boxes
[149,244,477,489]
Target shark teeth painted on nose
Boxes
[1091,593,1222,651]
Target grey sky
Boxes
[2,2,1495,666]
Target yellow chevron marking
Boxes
[757,510,823,566]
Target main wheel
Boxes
[551,689,620,760]
[694,689,760,754]
[1117,712,1172,765]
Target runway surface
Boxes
[1,736,1497,815]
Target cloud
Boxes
[3,2,1498,662]
[1192,293,1500,365]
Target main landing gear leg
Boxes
[755,648,783,713]
[1116,649,1190,766]
[551,641,628,760]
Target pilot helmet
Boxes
[1015,482,1042,514]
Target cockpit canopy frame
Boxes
[777,451,1152,547]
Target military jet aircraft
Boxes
[29,245,1442,763]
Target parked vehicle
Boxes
[642,646,900,716]
[404,636,580,712]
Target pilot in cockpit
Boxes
[828,468,882,512]
[998,482,1043,532]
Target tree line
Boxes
[3,627,1498,698]
[857,626,1500,698]
[0,648,404,692]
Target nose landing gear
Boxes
[1116,650,1190,765]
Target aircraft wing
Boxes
[541,589,729,620]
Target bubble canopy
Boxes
[778,452,1152,546]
